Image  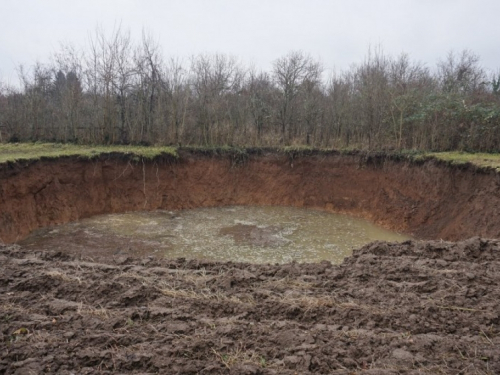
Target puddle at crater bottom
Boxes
[19,206,411,264]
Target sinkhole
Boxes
[19,206,410,264]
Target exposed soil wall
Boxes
[1,151,500,244]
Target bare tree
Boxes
[190,54,244,144]
[245,68,275,143]
[2,37,499,151]
[438,50,487,95]
[272,51,322,144]
[164,58,189,144]
[351,47,391,149]
[0,80,5,142]
[131,32,164,143]
[387,53,432,148]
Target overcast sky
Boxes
[1,0,499,85]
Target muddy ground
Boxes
[1,237,499,374]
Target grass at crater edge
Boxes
[2,143,500,171]
[425,151,500,171]
[0,143,178,164]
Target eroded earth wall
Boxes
[1,152,500,243]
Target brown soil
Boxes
[2,151,500,373]
[1,151,500,244]
[1,238,499,374]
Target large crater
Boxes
[1,150,500,244]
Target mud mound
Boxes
[1,238,499,374]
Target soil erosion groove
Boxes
[1,151,500,244]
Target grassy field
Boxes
[0,143,177,163]
[426,151,500,171]
[1,143,500,171]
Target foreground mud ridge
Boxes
[1,238,499,374]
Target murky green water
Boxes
[19,206,410,264]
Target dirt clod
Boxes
[1,238,499,373]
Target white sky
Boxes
[1,0,499,85]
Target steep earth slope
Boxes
[1,151,500,243]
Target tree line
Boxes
[1,28,499,151]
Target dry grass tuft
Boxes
[45,270,83,284]
[158,281,253,305]
[76,303,111,319]
[212,343,268,369]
